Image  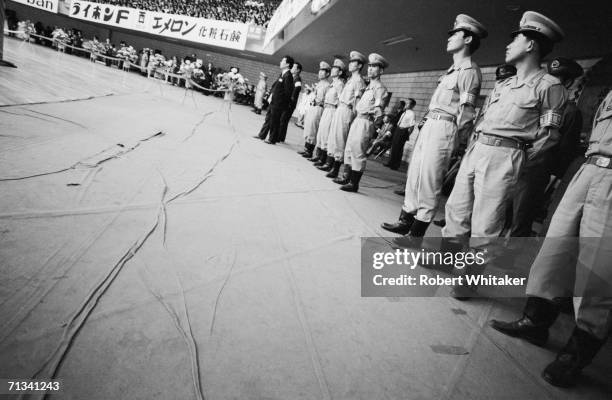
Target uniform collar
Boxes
[509,68,546,89]
[449,57,473,73]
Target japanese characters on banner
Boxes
[11,0,59,13]
[144,12,248,50]
[70,1,138,29]
[68,1,249,50]
[263,0,310,48]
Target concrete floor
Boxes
[1,37,611,400]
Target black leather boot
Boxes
[542,326,606,387]
[489,297,560,346]
[302,143,314,158]
[340,170,363,192]
[297,141,309,155]
[326,160,341,178]
[407,219,429,237]
[333,165,351,184]
[308,147,322,162]
[391,219,430,250]
[313,151,328,166]
[381,210,415,235]
[316,153,332,169]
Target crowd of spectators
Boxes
[88,0,281,27]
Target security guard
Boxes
[441,11,566,239]
[510,58,583,237]
[338,53,389,192]
[297,61,331,159]
[490,89,612,388]
[382,14,487,237]
[314,59,346,169]
[326,51,367,179]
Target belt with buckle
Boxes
[586,155,612,169]
[324,104,337,109]
[426,112,456,123]
[477,133,528,151]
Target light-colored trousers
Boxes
[526,163,612,339]
[442,140,524,237]
[327,104,355,161]
[316,107,336,151]
[344,116,374,172]
[403,119,457,223]
[303,105,324,145]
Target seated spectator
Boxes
[367,114,395,157]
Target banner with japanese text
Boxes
[67,1,248,50]
[11,0,59,13]
[142,12,248,50]
[69,1,138,29]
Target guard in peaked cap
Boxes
[349,51,366,65]
[448,14,488,39]
[368,53,389,69]
[332,58,346,70]
[547,57,583,80]
[512,11,565,42]
[319,61,331,71]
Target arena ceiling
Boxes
[249,0,612,73]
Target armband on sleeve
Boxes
[459,92,477,106]
[539,110,563,129]
[295,81,302,87]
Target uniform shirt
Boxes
[586,90,612,158]
[323,78,345,106]
[429,57,481,116]
[398,109,416,128]
[338,74,366,107]
[312,80,331,106]
[476,68,567,142]
[355,79,388,117]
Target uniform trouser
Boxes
[540,156,585,236]
[387,127,411,169]
[442,141,524,237]
[327,104,355,161]
[303,106,324,145]
[403,119,457,223]
[278,105,297,142]
[526,163,612,339]
[510,165,551,237]
[344,117,374,172]
[316,108,336,151]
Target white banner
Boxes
[142,11,248,50]
[68,1,248,50]
[11,0,59,13]
[69,1,138,29]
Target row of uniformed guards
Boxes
[380,11,611,389]
[296,52,389,192]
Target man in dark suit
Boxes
[278,62,302,143]
[255,55,295,144]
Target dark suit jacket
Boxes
[290,75,302,109]
[270,70,294,111]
